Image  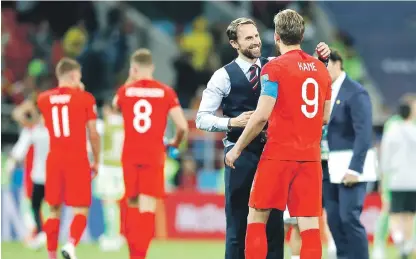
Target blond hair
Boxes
[130,48,153,66]
[273,9,305,45]
[55,57,81,78]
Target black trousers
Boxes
[224,145,284,259]
[31,183,45,233]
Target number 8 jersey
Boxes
[116,79,180,165]
[37,86,97,156]
[260,50,332,161]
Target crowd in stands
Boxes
[0,1,376,193]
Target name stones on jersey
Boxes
[298,62,317,72]
[126,87,165,98]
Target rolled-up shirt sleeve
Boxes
[11,128,32,161]
[196,68,231,132]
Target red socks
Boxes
[126,208,155,259]
[44,218,60,258]
[245,223,267,259]
[69,214,87,246]
[300,229,322,259]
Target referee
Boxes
[196,17,330,259]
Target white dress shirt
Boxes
[196,56,273,135]
[11,124,49,184]
[330,71,346,114]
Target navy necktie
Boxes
[249,64,260,90]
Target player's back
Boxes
[117,79,179,164]
[37,86,96,158]
[264,50,331,161]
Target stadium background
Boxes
[1,1,415,258]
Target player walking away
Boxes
[225,9,332,259]
[37,58,100,259]
[113,48,188,259]
[5,105,49,250]
[373,94,416,259]
[380,98,416,259]
[95,102,126,251]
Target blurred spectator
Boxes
[189,85,206,111]
[99,7,128,74]
[30,20,53,60]
[180,16,213,71]
[173,51,199,108]
[174,155,197,191]
[63,22,88,58]
[2,59,47,105]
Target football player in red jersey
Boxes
[37,58,100,259]
[113,49,188,259]
[225,9,332,259]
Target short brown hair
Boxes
[273,9,305,45]
[226,18,256,41]
[55,57,80,77]
[131,48,153,65]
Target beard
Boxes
[240,43,262,59]
[275,43,281,56]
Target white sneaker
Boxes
[61,243,77,259]
[372,247,385,259]
[27,232,46,250]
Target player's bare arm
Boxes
[225,95,276,169]
[235,95,275,151]
[87,119,101,174]
[323,100,331,124]
[168,106,189,147]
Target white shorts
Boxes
[283,207,297,225]
[94,164,125,200]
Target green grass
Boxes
[1,240,400,259]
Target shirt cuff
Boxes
[346,169,361,176]
[218,117,231,131]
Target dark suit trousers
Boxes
[224,145,284,259]
[323,163,369,259]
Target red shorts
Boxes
[249,159,322,217]
[45,153,92,207]
[122,160,165,199]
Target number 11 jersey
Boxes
[116,79,180,165]
[260,50,332,161]
[37,86,97,156]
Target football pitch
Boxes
[1,240,400,259]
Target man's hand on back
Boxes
[230,111,254,128]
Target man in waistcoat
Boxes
[196,17,330,259]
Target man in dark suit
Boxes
[323,50,372,259]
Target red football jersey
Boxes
[116,79,180,164]
[260,50,332,161]
[37,86,97,156]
